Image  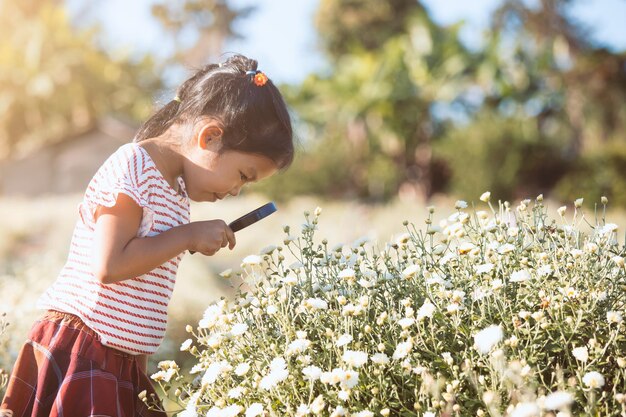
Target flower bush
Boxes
[149,195,626,417]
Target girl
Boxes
[1,54,294,416]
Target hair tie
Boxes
[246,70,269,87]
[173,96,181,103]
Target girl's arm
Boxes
[91,193,236,284]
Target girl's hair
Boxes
[135,54,294,170]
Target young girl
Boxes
[1,54,294,416]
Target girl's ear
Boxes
[197,121,224,150]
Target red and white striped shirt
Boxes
[37,142,191,355]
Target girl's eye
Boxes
[240,172,248,181]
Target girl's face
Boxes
[182,123,278,202]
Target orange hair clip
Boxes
[246,70,268,87]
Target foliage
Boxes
[150,195,626,416]
[554,144,626,208]
[434,112,570,202]
[0,1,161,158]
[287,2,474,200]
[280,0,626,204]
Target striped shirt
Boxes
[37,142,191,355]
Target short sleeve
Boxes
[78,144,154,237]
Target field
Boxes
[1,193,625,406]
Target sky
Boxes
[68,0,626,85]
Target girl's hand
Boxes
[186,220,236,256]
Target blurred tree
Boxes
[488,0,626,158]
[271,0,474,201]
[151,0,255,68]
[0,1,161,158]
[448,0,626,203]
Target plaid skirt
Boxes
[0,310,166,417]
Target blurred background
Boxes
[1,0,625,394]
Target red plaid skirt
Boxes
[0,310,166,417]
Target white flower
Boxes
[498,243,515,254]
[607,311,623,323]
[353,411,374,417]
[266,305,278,315]
[219,268,233,278]
[228,386,244,399]
[572,346,589,362]
[304,298,328,311]
[392,339,413,360]
[180,338,193,351]
[397,317,415,329]
[557,206,567,216]
[342,350,368,368]
[202,360,232,386]
[310,395,325,414]
[341,369,359,389]
[150,368,176,383]
[245,403,264,417]
[371,353,390,365]
[455,200,468,209]
[480,191,491,202]
[544,391,574,410]
[357,278,375,288]
[199,302,225,329]
[474,325,503,354]
[402,264,420,279]
[458,242,476,254]
[417,300,436,320]
[582,371,605,388]
[330,406,348,417]
[282,273,298,286]
[230,323,248,336]
[242,254,263,266]
[260,245,278,255]
[296,404,311,417]
[338,268,356,281]
[613,256,625,268]
[597,223,618,235]
[396,233,411,245]
[491,279,504,290]
[260,357,289,390]
[537,265,552,277]
[302,365,322,381]
[510,269,531,282]
[235,362,250,376]
[337,390,350,401]
[336,334,353,347]
[178,392,201,417]
[286,339,312,356]
[189,363,204,374]
[509,402,540,417]
[476,263,494,274]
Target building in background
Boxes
[0,117,137,196]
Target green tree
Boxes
[273,0,474,201]
[436,0,626,203]
[0,1,161,158]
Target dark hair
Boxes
[134,54,294,170]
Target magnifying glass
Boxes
[190,202,277,254]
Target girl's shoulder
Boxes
[99,142,152,177]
